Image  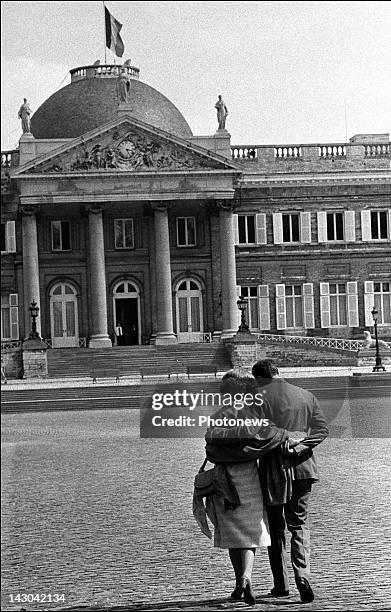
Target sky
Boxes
[1,1,391,150]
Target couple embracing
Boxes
[195,359,329,606]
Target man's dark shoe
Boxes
[296,577,314,603]
[230,582,243,600]
[270,586,290,597]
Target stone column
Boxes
[21,206,41,336]
[152,203,177,344]
[87,206,112,348]
[218,200,238,340]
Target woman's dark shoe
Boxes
[230,582,244,600]
[241,576,256,606]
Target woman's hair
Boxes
[220,371,256,394]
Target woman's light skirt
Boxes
[210,461,270,549]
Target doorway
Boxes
[50,282,79,348]
[175,279,204,343]
[113,281,140,345]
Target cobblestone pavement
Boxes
[2,404,391,612]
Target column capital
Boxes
[20,204,40,217]
[216,199,237,212]
[150,201,171,213]
[85,204,105,215]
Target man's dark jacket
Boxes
[257,377,329,480]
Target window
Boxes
[176,217,196,247]
[374,282,391,324]
[285,285,303,327]
[321,281,358,328]
[51,220,71,251]
[282,214,300,242]
[327,213,344,241]
[329,283,347,326]
[276,284,313,329]
[371,211,388,240]
[114,218,134,249]
[1,221,16,253]
[240,286,259,328]
[273,212,311,244]
[238,215,256,244]
[1,294,19,340]
[318,210,355,242]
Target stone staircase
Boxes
[46,343,232,379]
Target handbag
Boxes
[193,457,218,498]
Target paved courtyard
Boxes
[1,405,391,611]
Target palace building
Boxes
[1,62,391,350]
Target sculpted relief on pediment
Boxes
[31,129,224,174]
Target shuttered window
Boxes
[361,209,390,241]
[276,283,314,329]
[234,214,267,245]
[273,213,311,244]
[317,211,355,242]
[237,285,271,330]
[1,221,16,253]
[1,293,19,340]
[372,281,391,324]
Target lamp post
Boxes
[28,300,40,339]
[371,306,386,372]
[237,295,249,333]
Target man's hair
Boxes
[252,359,279,379]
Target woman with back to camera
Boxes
[200,372,296,605]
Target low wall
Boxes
[2,349,23,379]
[228,337,357,374]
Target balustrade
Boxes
[231,140,389,163]
[319,144,346,158]
[70,64,140,83]
[231,146,259,160]
[255,332,363,352]
[274,146,302,159]
[364,143,389,158]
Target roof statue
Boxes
[18,98,32,134]
[215,95,228,131]
[117,65,132,104]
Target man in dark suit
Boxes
[252,359,329,603]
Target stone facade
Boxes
[1,64,390,350]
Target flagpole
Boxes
[103,0,107,63]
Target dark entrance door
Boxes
[115,298,139,345]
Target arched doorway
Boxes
[113,281,140,345]
[175,279,204,343]
[50,282,79,348]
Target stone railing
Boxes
[231,141,390,164]
[364,143,389,158]
[1,339,22,351]
[42,337,87,349]
[70,64,140,83]
[319,144,346,158]
[254,333,364,352]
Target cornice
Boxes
[239,170,391,187]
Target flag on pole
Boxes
[105,6,125,58]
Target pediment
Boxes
[14,116,237,176]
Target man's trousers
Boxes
[266,479,313,590]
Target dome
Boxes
[30,64,193,140]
